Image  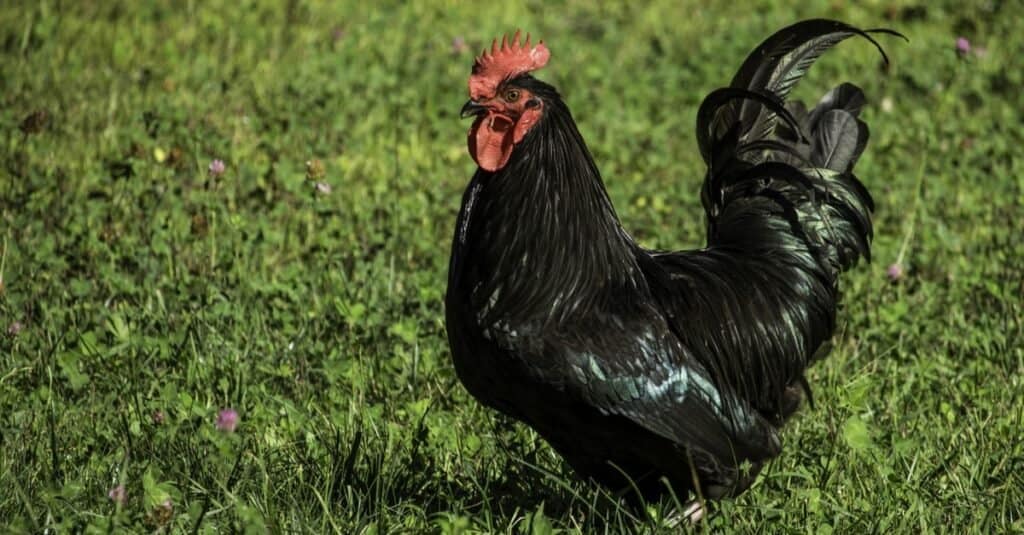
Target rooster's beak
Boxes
[461,100,487,118]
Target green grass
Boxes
[1,0,1022,532]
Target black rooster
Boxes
[446,21,899,509]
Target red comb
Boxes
[469,30,550,100]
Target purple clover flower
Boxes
[886,263,904,282]
[208,159,226,177]
[108,484,127,505]
[215,408,239,432]
[955,37,971,56]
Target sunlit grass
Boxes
[1,0,1021,532]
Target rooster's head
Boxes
[462,30,550,172]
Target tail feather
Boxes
[696,20,902,278]
[721,19,898,145]
[809,83,870,173]
[813,111,868,170]
[807,82,867,127]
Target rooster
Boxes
[446,20,899,511]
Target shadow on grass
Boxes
[283,413,646,531]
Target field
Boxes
[1,0,1022,532]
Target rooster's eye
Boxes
[505,89,520,102]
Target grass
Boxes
[1,0,1022,532]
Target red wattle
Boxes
[468,112,515,172]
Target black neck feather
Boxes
[452,80,644,330]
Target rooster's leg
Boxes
[682,500,707,522]
[662,500,707,529]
